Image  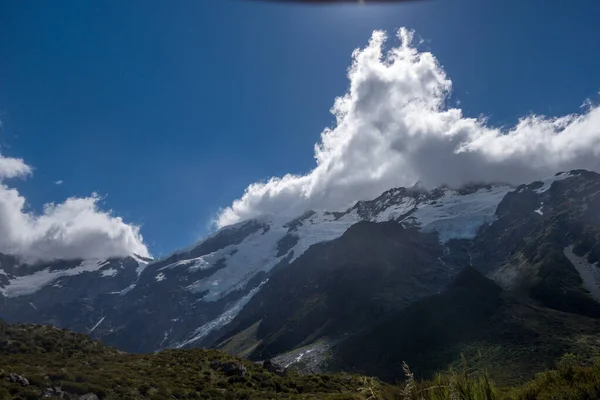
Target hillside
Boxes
[1,322,600,400]
[0,322,372,400]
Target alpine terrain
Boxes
[2,170,600,385]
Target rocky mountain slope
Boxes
[333,267,600,385]
[1,170,600,384]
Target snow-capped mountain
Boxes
[2,170,599,361]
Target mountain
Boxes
[332,267,600,385]
[0,177,513,352]
[1,170,600,386]
[0,255,151,335]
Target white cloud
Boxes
[217,28,600,228]
[54,180,63,185]
[0,155,32,179]
[0,153,149,263]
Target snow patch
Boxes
[155,273,166,282]
[111,283,136,296]
[89,316,106,333]
[534,172,572,193]
[159,255,213,272]
[100,268,118,277]
[286,349,315,368]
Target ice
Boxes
[407,185,512,242]
[0,259,110,298]
[288,210,362,263]
[135,262,148,276]
[159,255,213,272]
[175,280,267,348]
[184,210,363,302]
[185,224,286,301]
[373,197,417,222]
[89,316,106,333]
[100,268,118,277]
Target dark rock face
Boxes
[332,267,600,384]
[469,170,600,317]
[217,221,455,360]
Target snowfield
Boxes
[0,259,110,298]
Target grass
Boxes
[0,323,375,400]
[1,322,600,399]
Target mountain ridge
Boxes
[1,170,599,385]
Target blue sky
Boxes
[1,0,600,257]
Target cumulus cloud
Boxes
[54,180,63,185]
[217,28,600,227]
[0,153,149,263]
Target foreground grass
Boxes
[380,354,600,400]
[0,323,599,400]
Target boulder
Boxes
[209,360,247,377]
[222,362,247,377]
[40,386,68,398]
[79,394,99,400]
[5,373,29,386]
[262,359,286,376]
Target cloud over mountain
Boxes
[216,28,600,228]
[0,152,149,263]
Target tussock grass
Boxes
[0,323,599,399]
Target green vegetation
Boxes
[0,323,372,399]
[1,322,600,399]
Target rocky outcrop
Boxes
[5,373,29,386]
[209,360,248,377]
[262,359,286,376]
[78,393,100,400]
